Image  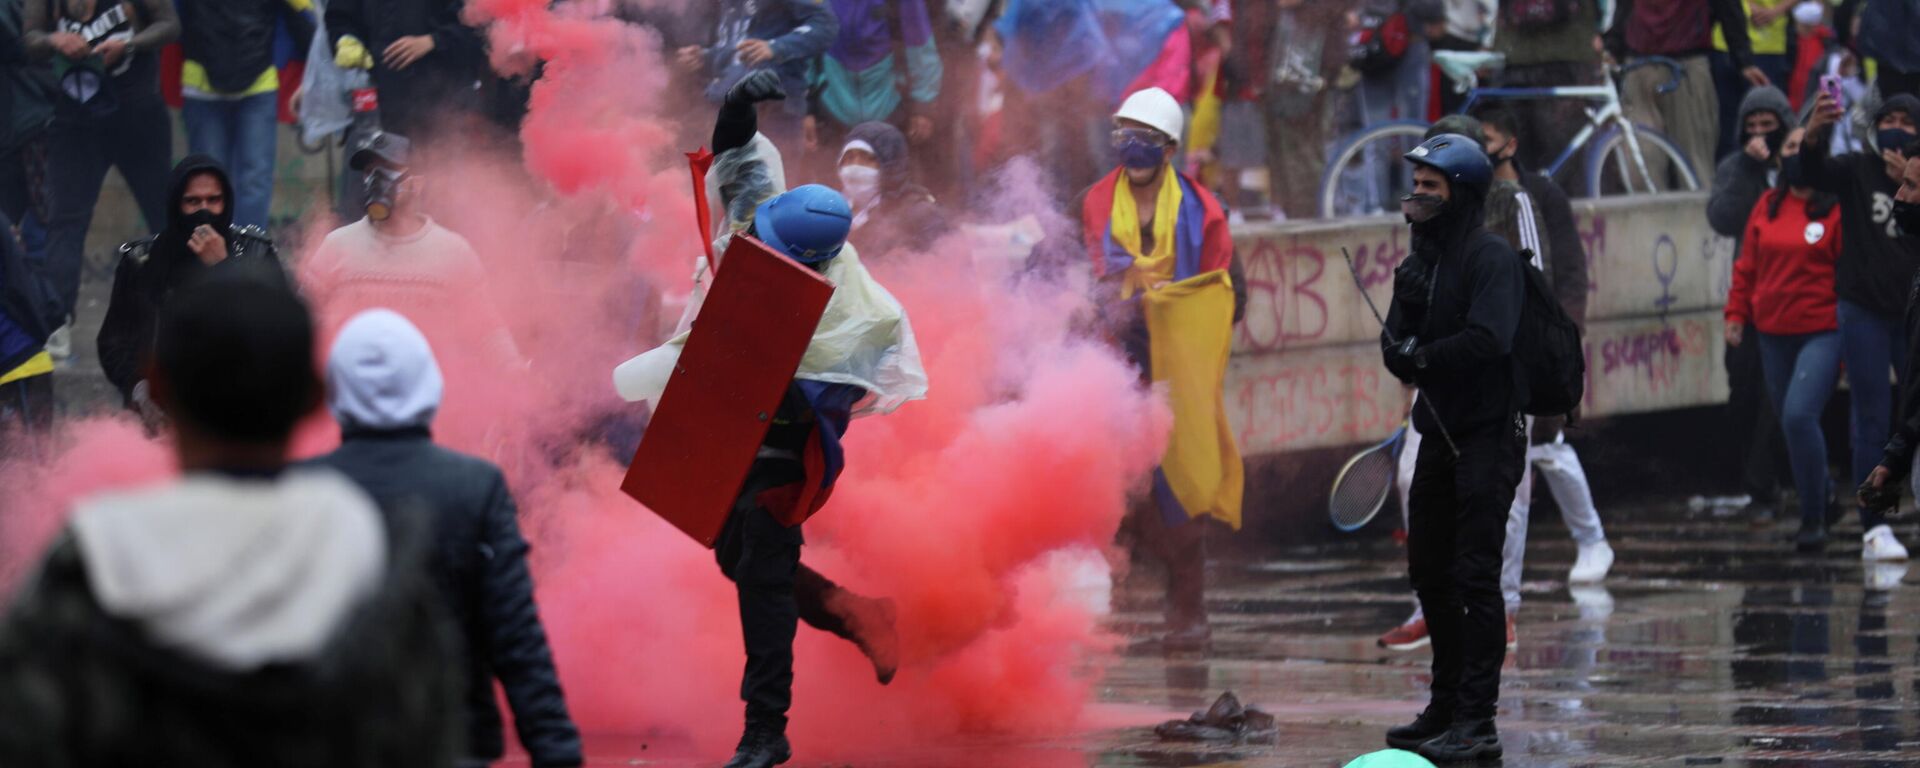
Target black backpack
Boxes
[1348,9,1411,75]
[1501,0,1581,31]
[1511,246,1585,419]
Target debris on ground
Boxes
[1152,691,1277,744]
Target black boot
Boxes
[1796,518,1828,553]
[723,725,791,768]
[1385,706,1452,750]
[844,595,900,685]
[1416,719,1501,763]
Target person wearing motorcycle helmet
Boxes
[1380,133,1527,764]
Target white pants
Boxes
[1397,416,1607,615]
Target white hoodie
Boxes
[69,468,387,672]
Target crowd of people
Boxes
[2,0,1920,766]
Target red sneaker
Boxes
[1378,617,1430,651]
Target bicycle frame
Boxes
[1456,80,1662,194]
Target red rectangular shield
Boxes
[621,236,835,546]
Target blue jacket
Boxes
[700,0,838,117]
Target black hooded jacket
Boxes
[1802,94,1920,318]
[843,121,947,259]
[1384,185,1527,436]
[97,155,284,404]
[309,429,583,768]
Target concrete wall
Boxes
[1227,192,1732,456]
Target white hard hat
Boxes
[1114,87,1184,145]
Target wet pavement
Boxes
[548,505,1920,767]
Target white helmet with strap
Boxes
[1114,87,1184,145]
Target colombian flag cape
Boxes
[1082,167,1245,529]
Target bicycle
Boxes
[1317,52,1700,219]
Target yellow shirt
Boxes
[0,351,53,387]
[1714,0,1792,56]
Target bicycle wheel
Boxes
[1318,121,1429,219]
[1581,124,1701,198]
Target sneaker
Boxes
[1569,540,1615,583]
[1416,720,1503,763]
[1377,616,1429,651]
[45,323,71,362]
[1385,707,1453,750]
[1863,525,1909,562]
[1865,562,1909,591]
[1505,614,1517,651]
[1569,585,1615,621]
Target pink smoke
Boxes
[0,2,1173,762]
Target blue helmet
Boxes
[1404,133,1492,195]
[753,184,854,264]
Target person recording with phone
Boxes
[1857,141,1920,524]
[98,155,282,430]
[1801,87,1920,559]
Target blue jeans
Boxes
[1838,299,1905,529]
[183,93,279,229]
[1757,331,1843,530]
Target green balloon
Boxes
[1342,749,1438,768]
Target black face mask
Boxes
[1402,193,1445,224]
[1895,199,1920,238]
[1779,154,1806,187]
[1764,127,1788,158]
[181,209,219,232]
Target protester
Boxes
[1855,0,1920,99]
[0,270,461,766]
[837,121,946,259]
[1490,0,1603,194]
[0,209,53,450]
[21,0,177,360]
[312,308,583,768]
[1351,0,1446,214]
[807,0,941,163]
[615,70,915,768]
[1860,149,1920,517]
[178,0,312,230]
[1081,86,1244,651]
[99,155,282,419]
[1238,0,1343,220]
[1379,115,1610,655]
[2,0,54,246]
[674,0,838,152]
[301,130,518,363]
[1802,88,1919,559]
[1723,127,1847,554]
[325,0,486,141]
[1710,0,1792,161]
[1785,1,1834,112]
[1707,87,1797,517]
[1380,132,1523,762]
[1604,0,1766,188]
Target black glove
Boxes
[1392,258,1433,309]
[1860,474,1901,514]
[1382,333,1420,383]
[725,69,787,107]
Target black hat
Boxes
[349,131,411,171]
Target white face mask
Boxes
[839,164,881,207]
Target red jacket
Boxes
[1726,192,1842,335]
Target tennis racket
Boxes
[1329,422,1409,532]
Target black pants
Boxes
[1725,324,1788,503]
[1406,419,1525,723]
[43,97,172,319]
[0,373,54,461]
[714,459,861,733]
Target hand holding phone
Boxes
[1822,74,1846,113]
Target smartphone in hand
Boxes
[1822,74,1846,113]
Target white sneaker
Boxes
[45,323,72,361]
[1569,540,1615,583]
[1862,525,1909,562]
[1865,562,1908,591]
[1568,585,1615,621]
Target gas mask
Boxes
[1401,193,1446,224]
[838,165,881,208]
[364,167,408,222]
